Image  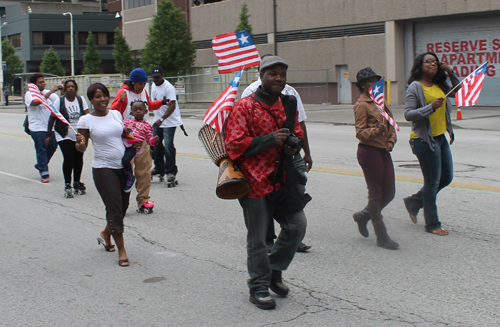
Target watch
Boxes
[159,118,164,122]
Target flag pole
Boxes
[443,61,489,98]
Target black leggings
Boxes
[58,139,84,184]
[122,146,137,172]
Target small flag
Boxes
[212,30,260,74]
[202,70,242,133]
[28,83,69,125]
[368,79,400,132]
[455,62,488,107]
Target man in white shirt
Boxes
[25,73,60,183]
[241,55,312,253]
[150,66,184,186]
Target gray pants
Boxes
[238,196,307,293]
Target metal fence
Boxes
[42,67,330,104]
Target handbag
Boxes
[23,115,31,135]
[267,154,312,213]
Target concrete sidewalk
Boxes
[3,102,499,131]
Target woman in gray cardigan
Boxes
[403,52,460,235]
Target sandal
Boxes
[403,197,418,224]
[118,259,130,267]
[97,237,116,252]
[428,227,449,236]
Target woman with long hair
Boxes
[403,52,460,235]
[76,83,131,267]
[47,79,89,197]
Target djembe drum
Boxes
[198,124,251,199]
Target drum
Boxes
[198,124,250,199]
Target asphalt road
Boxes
[1,109,500,326]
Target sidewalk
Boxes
[3,102,499,131]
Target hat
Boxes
[259,56,288,72]
[356,67,381,83]
[151,65,163,77]
[129,68,148,83]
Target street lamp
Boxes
[63,12,74,77]
[0,19,8,105]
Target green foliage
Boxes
[2,39,24,84]
[82,31,101,74]
[113,27,134,76]
[140,0,196,77]
[236,2,254,40]
[40,47,66,76]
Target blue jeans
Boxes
[31,131,58,177]
[407,134,453,232]
[238,196,307,294]
[153,126,178,175]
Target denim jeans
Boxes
[407,134,453,232]
[238,196,307,294]
[31,131,58,177]
[153,126,178,175]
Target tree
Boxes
[82,31,101,74]
[40,47,66,76]
[140,0,196,77]
[235,2,254,40]
[2,39,24,85]
[113,27,134,76]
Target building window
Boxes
[123,0,154,10]
[32,32,70,45]
[9,33,21,48]
[79,32,114,45]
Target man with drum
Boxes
[242,54,312,253]
[224,56,307,310]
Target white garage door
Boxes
[415,15,500,106]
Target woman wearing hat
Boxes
[110,68,169,213]
[403,52,459,235]
[352,67,399,250]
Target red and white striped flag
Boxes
[368,79,400,131]
[202,70,242,133]
[212,30,260,74]
[455,62,488,107]
[28,83,69,125]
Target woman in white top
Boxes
[76,83,131,267]
[47,80,89,198]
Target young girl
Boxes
[122,101,159,214]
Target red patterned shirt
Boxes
[224,95,303,199]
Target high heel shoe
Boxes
[97,237,116,252]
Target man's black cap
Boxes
[151,65,163,77]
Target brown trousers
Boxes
[131,142,152,208]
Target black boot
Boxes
[373,222,399,250]
[353,207,370,238]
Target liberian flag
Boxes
[28,83,69,125]
[455,62,488,107]
[368,79,400,131]
[202,70,242,133]
[212,30,260,74]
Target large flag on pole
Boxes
[28,83,69,125]
[202,70,243,133]
[368,79,400,131]
[212,30,260,74]
[455,62,488,107]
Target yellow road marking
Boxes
[2,136,498,193]
[178,153,500,193]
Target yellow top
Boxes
[410,83,447,139]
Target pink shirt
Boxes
[123,119,158,147]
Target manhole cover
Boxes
[143,277,167,283]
